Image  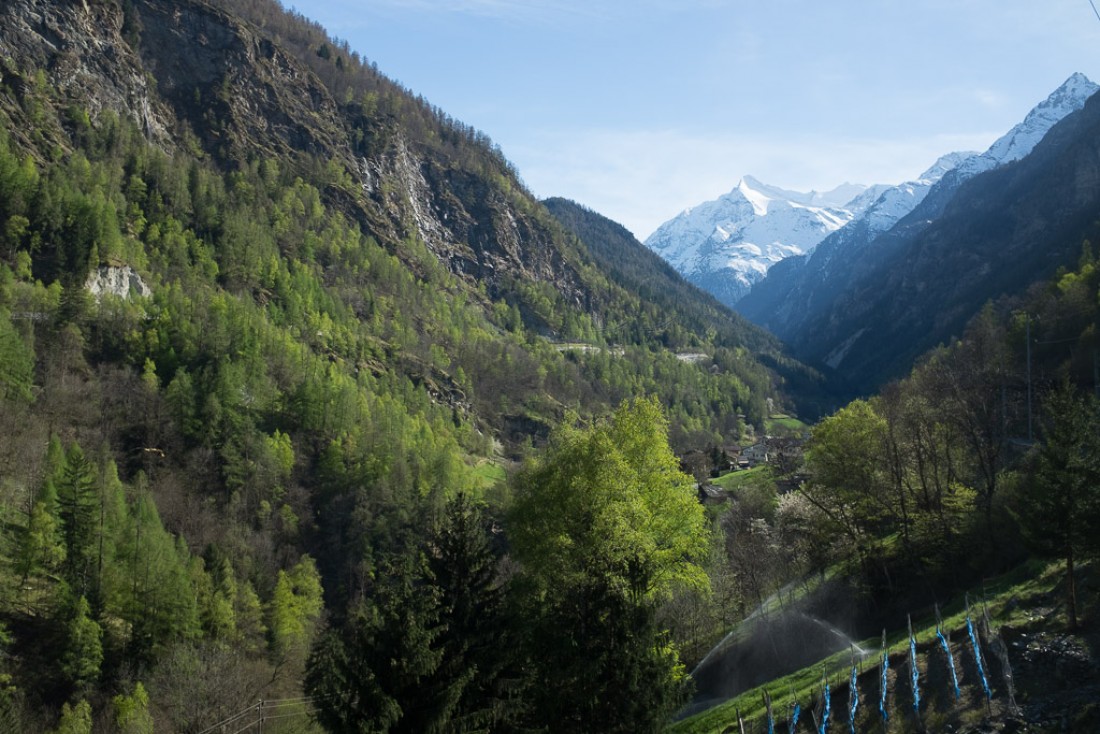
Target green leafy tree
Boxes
[203,558,239,641]
[115,487,200,660]
[0,311,34,402]
[509,397,706,732]
[510,396,708,599]
[15,437,72,589]
[93,458,127,616]
[800,399,893,576]
[15,479,66,583]
[268,555,324,666]
[1017,385,1100,629]
[235,580,267,653]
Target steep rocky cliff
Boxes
[0,0,588,308]
[0,0,172,150]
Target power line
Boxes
[1089,0,1100,22]
[260,695,317,704]
[258,700,316,711]
[1033,335,1080,345]
[196,703,261,734]
[196,694,330,734]
[259,710,314,722]
[227,719,262,734]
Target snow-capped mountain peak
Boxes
[960,73,1098,176]
[735,72,1098,348]
[851,152,976,235]
[643,177,876,305]
[850,75,1097,238]
[735,177,775,216]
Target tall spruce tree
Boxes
[307,497,519,734]
[55,444,98,603]
[305,555,457,734]
[428,494,515,732]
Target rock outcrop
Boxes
[84,265,151,300]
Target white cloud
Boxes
[356,0,731,25]
[364,0,602,23]
[974,88,1009,109]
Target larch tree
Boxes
[60,595,102,692]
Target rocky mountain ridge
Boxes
[735,151,975,341]
[789,81,1100,389]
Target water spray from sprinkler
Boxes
[878,630,889,725]
[982,600,1019,714]
[908,615,920,714]
[965,596,992,701]
[934,605,961,700]
[848,659,859,734]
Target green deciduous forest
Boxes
[794,248,1100,603]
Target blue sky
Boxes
[299,0,1100,239]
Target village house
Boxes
[740,442,769,466]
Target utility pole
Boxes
[1026,314,1033,443]
[1093,348,1099,399]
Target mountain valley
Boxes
[0,1,1099,733]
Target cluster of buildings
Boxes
[681,437,806,475]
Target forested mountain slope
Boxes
[0,0,807,730]
[543,197,829,412]
[0,0,810,450]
